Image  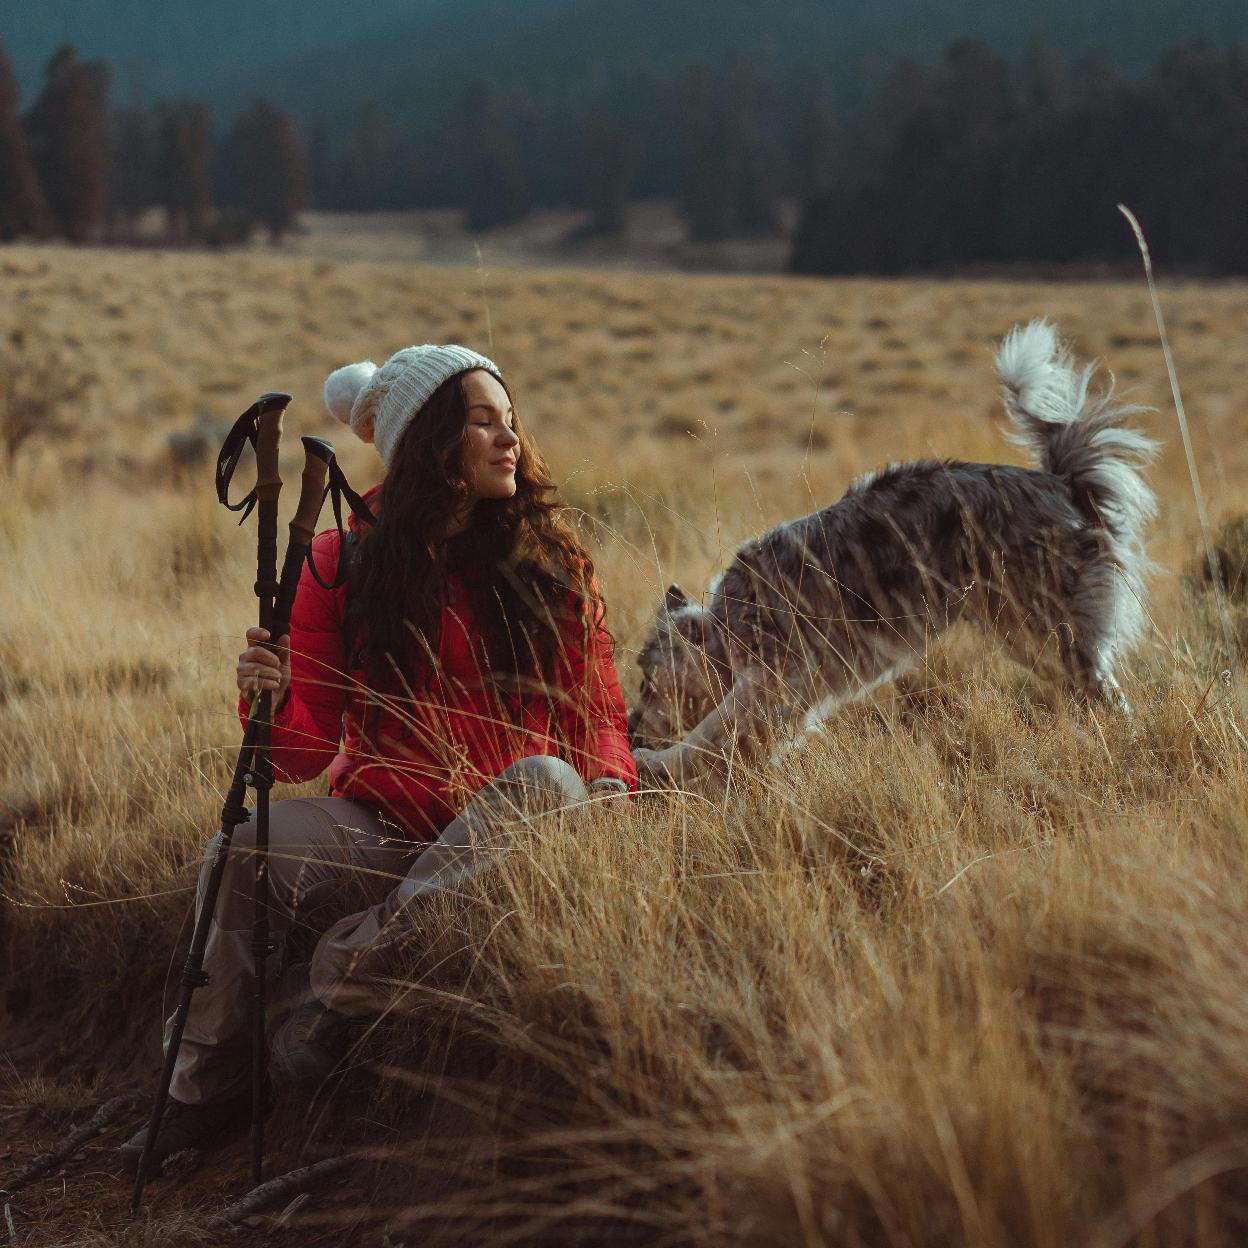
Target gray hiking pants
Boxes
[167,755,588,1104]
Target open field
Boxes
[2,244,1248,1245]
[257,205,799,272]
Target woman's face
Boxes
[461,369,519,501]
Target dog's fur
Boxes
[629,320,1157,781]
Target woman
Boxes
[121,344,636,1171]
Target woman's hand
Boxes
[237,627,291,707]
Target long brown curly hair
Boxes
[343,368,599,712]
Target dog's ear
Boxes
[663,583,689,614]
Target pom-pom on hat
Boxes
[323,344,504,467]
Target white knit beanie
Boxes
[323,344,504,467]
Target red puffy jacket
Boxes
[240,486,637,839]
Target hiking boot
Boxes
[269,998,355,1089]
[117,1085,254,1176]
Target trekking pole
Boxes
[131,393,292,1211]
[244,432,354,1185]
[244,398,285,1189]
[132,421,373,1211]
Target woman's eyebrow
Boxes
[466,403,514,414]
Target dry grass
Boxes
[3,244,1248,1244]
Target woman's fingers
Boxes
[238,631,291,695]
[243,630,289,649]
[239,637,290,667]
[240,648,281,669]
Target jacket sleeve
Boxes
[238,530,348,784]
[555,588,638,790]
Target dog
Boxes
[628,320,1158,785]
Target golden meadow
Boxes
[3,245,1248,1245]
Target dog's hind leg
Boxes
[1097,669,1132,715]
[766,653,915,767]
[799,659,912,733]
[1058,630,1133,715]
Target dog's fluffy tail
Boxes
[995,318,1158,654]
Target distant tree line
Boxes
[792,36,1248,274]
[2,35,1247,272]
[302,35,1248,271]
[0,43,307,244]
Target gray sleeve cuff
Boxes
[588,776,629,795]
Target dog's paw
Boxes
[632,745,684,789]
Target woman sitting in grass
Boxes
[121,345,636,1172]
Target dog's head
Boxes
[628,584,726,749]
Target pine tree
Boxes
[111,105,154,237]
[0,43,46,240]
[793,82,841,201]
[23,45,111,241]
[225,97,308,243]
[1020,33,1066,113]
[1068,47,1125,105]
[343,101,389,210]
[308,118,333,209]
[339,100,422,211]
[1144,42,1248,272]
[724,59,781,236]
[937,37,1014,142]
[857,57,935,172]
[677,63,735,242]
[154,100,214,240]
[460,81,530,230]
[580,112,640,236]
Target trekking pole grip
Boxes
[253,393,287,504]
[291,436,334,547]
[269,436,335,645]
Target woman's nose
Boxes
[497,426,519,448]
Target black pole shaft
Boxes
[131,719,260,1212]
[131,399,320,1214]
[248,700,273,1186]
[131,520,316,1210]
[249,495,279,1186]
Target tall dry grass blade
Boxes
[474,241,495,352]
[1118,202,1238,673]
[1087,1134,1248,1248]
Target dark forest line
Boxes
[1,35,1246,273]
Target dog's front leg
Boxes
[633,666,790,787]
